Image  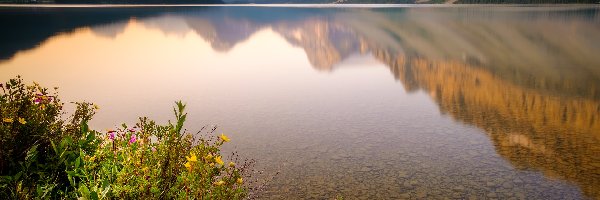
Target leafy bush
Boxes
[0,77,250,199]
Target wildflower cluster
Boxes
[84,115,248,199]
[0,77,250,199]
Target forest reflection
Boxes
[1,6,599,199]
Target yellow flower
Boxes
[215,156,224,165]
[236,178,243,184]
[228,162,235,168]
[204,153,213,162]
[184,162,192,171]
[186,153,197,162]
[142,167,149,172]
[209,163,215,167]
[214,180,225,186]
[89,156,96,162]
[2,118,13,123]
[93,104,100,110]
[18,118,26,125]
[220,133,230,142]
[40,105,46,110]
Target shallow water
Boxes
[1,5,599,199]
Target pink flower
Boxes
[129,134,137,144]
[107,130,116,140]
[151,147,156,152]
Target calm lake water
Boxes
[1,5,600,199]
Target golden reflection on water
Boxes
[0,6,599,199]
[386,57,600,198]
[354,9,600,197]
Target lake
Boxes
[0,5,599,199]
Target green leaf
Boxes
[80,121,89,134]
[90,191,99,200]
[75,157,81,168]
[14,171,22,180]
[36,184,43,196]
[78,184,90,198]
[86,131,95,143]
[68,174,74,186]
[25,144,38,162]
[0,175,12,182]
[50,140,58,154]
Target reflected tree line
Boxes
[0,6,599,198]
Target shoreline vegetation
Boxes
[0,77,252,199]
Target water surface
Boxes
[1,5,599,199]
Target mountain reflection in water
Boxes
[0,6,599,199]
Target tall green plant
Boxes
[79,101,248,199]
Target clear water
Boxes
[1,5,599,199]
